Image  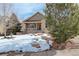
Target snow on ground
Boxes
[0,34,52,53]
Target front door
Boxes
[37,23,41,30]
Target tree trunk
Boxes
[4,29,7,38]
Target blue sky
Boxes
[12,3,45,20]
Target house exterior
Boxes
[21,12,48,33]
[0,12,49,35]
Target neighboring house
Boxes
[21,12,48,33]
[0,12,49,35]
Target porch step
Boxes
[26,29,43,33]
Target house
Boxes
[0,12,48,35]
[21,12,48,33]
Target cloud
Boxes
[12,3,45,20]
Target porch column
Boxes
[36,23,38,30]
[21,23,26,32]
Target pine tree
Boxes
[8,13,19,28]
[45,3,79,49]
[7,13,21,35]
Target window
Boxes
[28,23,36,28]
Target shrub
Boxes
[45,3,79,45]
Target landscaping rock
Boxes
[31,42,40,48]
[65,41,74,49]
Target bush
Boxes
[7,23,21,35]
[45,4,79,46]
[46,15,79,49]
[48,16,79,44]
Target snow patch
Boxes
[0,34,52,53]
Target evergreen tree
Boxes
[8,13,19,28]
[7,13,21,35]
[45,3,79,48]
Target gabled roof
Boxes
[23,12,44,22]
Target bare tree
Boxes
[0,3,12,38]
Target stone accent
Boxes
[31,42,40,48]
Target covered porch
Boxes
[24,21,43,33]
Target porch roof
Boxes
[23,21,41,23]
